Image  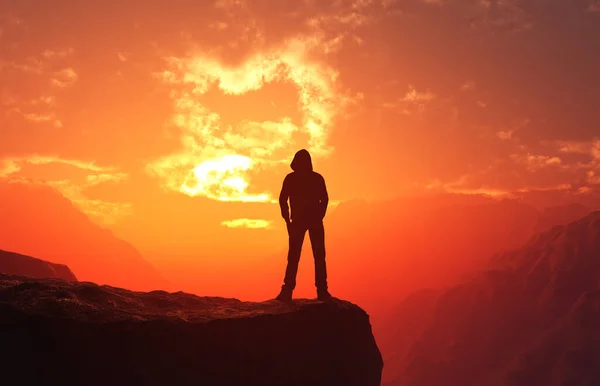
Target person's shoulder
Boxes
[311,171,325,180]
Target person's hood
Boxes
[290,149,313,172]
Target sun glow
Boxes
[180,154,270,202]
[221,218,272,229]
[147,34,357,202]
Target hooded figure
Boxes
[276,149,331,302]
[290,149,313,172]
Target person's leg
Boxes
[282,222,307,291]
[309,221,329,294]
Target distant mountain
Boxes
[0,181,168,291]
[387,211,600,386]
[0,249,77,281]
[378,288,442,383]
[337,198,596,384]
[324,195,542,312]
[532,203,592,235]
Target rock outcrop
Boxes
[0,249,77,281]
[0,274,383,386]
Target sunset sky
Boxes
[1,0,600,279]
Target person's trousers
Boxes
[282,220,328,291]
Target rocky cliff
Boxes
[387,211,600,386]
[0,249,77,281]
[0,274,383,386]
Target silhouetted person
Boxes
[276,149,332,302]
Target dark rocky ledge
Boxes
[0,274,383,386]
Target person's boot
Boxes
[317,288,332,301]
[275,287,293,302]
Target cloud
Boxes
[209,21,229,30]
[380,0,532,33]
[3,60,44,75]
[402,84,436,102]
[180,154,270,202]
[22,112,56,123]
[20,155,115,172]
[214,0,246,9]
[42,178,133,225]
[31,95,56,106]
[549,139,600,168]
[148,32,358,202]
[461,81,477,91]
[425,177,513,198]
[0,155,119,179]
[42,47,74,59]
[1,47,74,76]
[469,0,533,33]
[75,200,133,225]
[2,0,597,214]
[493,119,529,142]
[423,173,577,199]
[591,140,600,161]
[307,4,373,30]
[0,155,130,224]
[86,172,128,185]
[422,134,600,199]
[554,140,593,155]
[0,159,21,177]
[221,218,272,229]
[420,130,593,197]
[496,130,514,140]
[0,45,75,127]
[50,67,78,87]
[13,109,63,127]
[512,153,562,172]
[587,170,600,184]
[514,183,573,194]
[117,52,129,62]
[383,84,437,114]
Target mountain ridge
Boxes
[388,210,600,386]
[0,249,77,281]
[0,181,168,291]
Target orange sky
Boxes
[1,0,600,293]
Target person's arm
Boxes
[279,175,291,224]
[319,175,329,220]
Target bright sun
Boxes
[180,154,270,202]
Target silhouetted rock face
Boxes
[389,211,600,386]
[0,249,77,281]
[0,275,383,386]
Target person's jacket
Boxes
[279,149,329,225]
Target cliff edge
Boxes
[0,274,383,386]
